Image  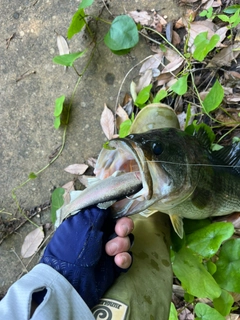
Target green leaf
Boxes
[195,303,226,320]
[67,8,86,39]
[172,247,221,299]
[229,9,240,26]
[217,14,230,22]
[53,51,85,67]
[153,89,167,102]
[186,222,234,259]
[199,8,213,19]
[79,0,94,9]
[214,238,240,292]
[168,302,178,320]
[171,74,188,95]
[51,188,65,223]
[202,80,224,113]
[223,5,240,14]
[205,260,217,275]
[193,32,220,62]
[28,172,37,179]
[54,116,61,129]
[104,15,139,52]
[54,95,65,117]
[135,84,152,107]
[183,218,211,234]
[184,103,192,129]
[119,119,132,138]
[213,289,234,316]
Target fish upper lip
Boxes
[94,138,153,201]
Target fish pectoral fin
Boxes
[170,214,184,239]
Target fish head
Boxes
[94,128,199,218]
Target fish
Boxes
[94,126,240,238]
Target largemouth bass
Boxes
[94,127,240,238]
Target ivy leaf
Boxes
[202,80,224,113]
[119,119,132,138]
[195,303,225,320]
[79,0,94,9]
[213,289,234,316]
[153,89,167,102]
[171,74,188,95]
[104,15,139,54]
[54,95,65,117]
[193,32,220,62]
[28,172,37,179]
[67,8,86,39]
[53,51,85,67]
[51,188,65,223]
[214,238,240,292]
[186,222,234,259]
[135,84,152,107]
[172,247,221,300]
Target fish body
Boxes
[95,127,240,238]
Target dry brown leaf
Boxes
[172,30,181,46]
[161,56,184,74]
[116,105,129,129]
[139,54,163,74]
[136,69,153,92]
[21,226,44,258]
[128,11,152,25]
[226,313,240,320]
[100,104,115,140]
[213,0,222,7]
[187,21,217,49]
[178,308,194,320]
[64,164,88,175]
[207,43,240,67]
[203,0,214,9]
[175,9,197,28]
[62,181,75,205]
[87,157,97,168]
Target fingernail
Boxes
[122,224,129,236]
[109,242,118,255]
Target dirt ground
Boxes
[0,0,182,297]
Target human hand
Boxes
[39,206,134,308]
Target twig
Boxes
[6,33,16,49]
[16,70,36,82]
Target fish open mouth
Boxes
[94,138,153,217]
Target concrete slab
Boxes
[0,0,181,296]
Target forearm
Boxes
[0,264,94,320]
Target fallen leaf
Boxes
[100,104,115,140]
[57,34,70,55]
[207,43,240,67]
[128,11,152,25]
[62,180,75,205]
[87,157,97,168]
[64,164,88,175]
[21,227,44,258]
[139,54,163,74]
[116,104,129,129]
[136,69,153,92]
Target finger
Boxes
[115,217,134,237]
[114,252,132,269]
[105,236,131,256]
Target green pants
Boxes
[92,213,172,320]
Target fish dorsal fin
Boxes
[194,124,215,150]
[213,142,240,175]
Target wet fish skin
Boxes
[95,127,240,238]
[60,171,142,218]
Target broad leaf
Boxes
[79,0,94,9]
[135,84,152,107]
[168,302,178,320]
[202,80,224,113]
[21,227,44,258]
[186,222,234,258]
[214,238,240,292]
[172,247,221,299]
[53,51,85,67]
[54,95,65,117]
[51,188,65,223]
[67,8,86,39]
[104,15,139,53]
[195,303,225,320]
[193,32,220,62]
[153,89,167,102]
[119,119,132,138]
[213,289,234,316]
[171,74,188,95]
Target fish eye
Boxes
[152,143,163,155]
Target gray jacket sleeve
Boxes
[0,264,95,320]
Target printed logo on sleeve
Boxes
[92,298,128,320]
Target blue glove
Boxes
[37,206,129,309]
